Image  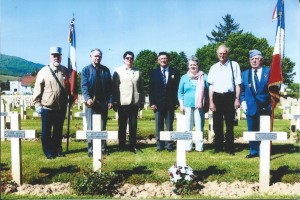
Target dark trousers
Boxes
[41,108,66,157]
[212,92,235,152]
[246,113,260,155]
[118,105,138,149]
[155,109,175,150]
[85,104,108,154]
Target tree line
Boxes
[81,14,295,95]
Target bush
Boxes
[71,170,120,195]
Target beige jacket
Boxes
[114,65,145,106]
[32,64,68,110]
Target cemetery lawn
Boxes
[1,108,300,198]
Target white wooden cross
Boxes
[1,111,8,141]
[74,111,87,131]
[290,114,300,141]
[1,97,8,141]
[3,112,36,185]
[19,99,27,120]
[243,116,287,192]
[76,114,118,172]
[208,113,214,143]
[160,113,202,166]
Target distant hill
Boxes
[0,54,44,76]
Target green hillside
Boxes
[0,54,44,76]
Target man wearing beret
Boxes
[240,49,271,158]
[33,46,70,159]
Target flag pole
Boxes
[66,15,76,152]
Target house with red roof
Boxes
[7,75,36,95]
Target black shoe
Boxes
[102,150,110,155]
[46,155,54,159]
[156,149,163,152]
[213,149,221,154]
[88,152,93,157]
[57,152,65,157]
[131,148,137,154]
[228,151,235,156]
[167,149,174,152]
[246,154,259,158]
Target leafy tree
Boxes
[281,57,296,86]
[226,32,273,71]
[134,50,158,94]
[195,43,220,74]
[168,51,188,77]
[206,14,243,43]
[196,33,295,84]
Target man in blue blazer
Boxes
[81,48,113,157]
[240,49,271,158]
[149,52,180,152]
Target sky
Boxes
[1,0,299,83]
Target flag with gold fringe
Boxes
[268,0,284,130]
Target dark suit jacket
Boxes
[240,66,271,116]
[149,66,180,111]
[81,64,112,104]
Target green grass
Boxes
[1,106,300,199]
[0,75,20,82]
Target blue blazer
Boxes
[149,66,180,111]
[81,64,112,104]
[240,66,271,116]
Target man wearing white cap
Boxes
[240,49,271,158]
[33,46,70,159]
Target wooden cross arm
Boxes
[243,132,287,141]
[76,130,118,140]
[74,112,85,117]
[160,131,203,141]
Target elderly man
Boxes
[81,48,112,157]
[33,46,69,159]
[207,44,241,155]
[240,49,271,158]
[149,52,180,152]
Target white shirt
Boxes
[207,60,241,93]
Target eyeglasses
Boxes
[125,57,133,60]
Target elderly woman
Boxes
[178,55,208,152]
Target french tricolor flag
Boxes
[68,17,78,101]
[269,0,284,129]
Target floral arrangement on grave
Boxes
[168,163,200,195]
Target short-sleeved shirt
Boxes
[207,60,241,93]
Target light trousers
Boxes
[184,107,204,151]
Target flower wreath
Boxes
[168,163,194,183]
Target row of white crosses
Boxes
[160,112,288,193]
[0,111,36,185]
[279,97,300,142]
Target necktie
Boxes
[162,68,166,87]
[254,69,259,92]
